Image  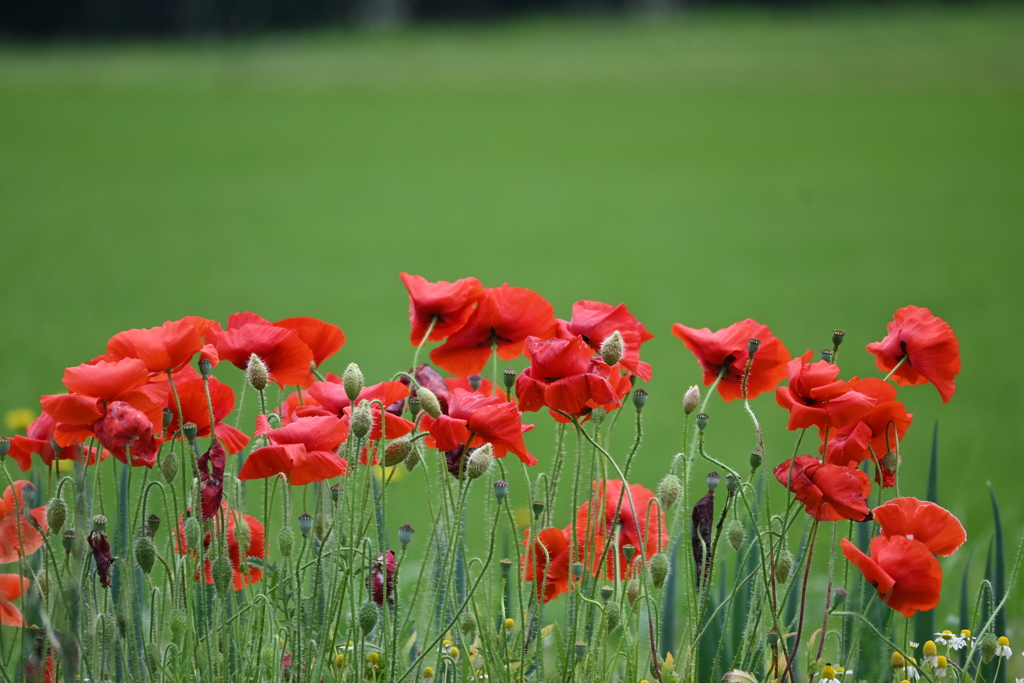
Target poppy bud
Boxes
[881,451,900,472]
[726,473,739,495]
[350,401,373,441]
[493,480,508,502]
[461,614,477,639]
[574,641,588,661]
[298,513,313,538]
[135,535,156,574]
[161,451,179,484]
[728,519,745,551]
[632,388,648,411]
[212,555,233,596]
[775,549,794,584]
[343,363,364,403]
[503,368,517,391]
[600,585,614,603]
[695,413,709,433]
[96,613,116,651]
[199,357,213,378]
[706,471,721,491]
[403,447,421,472]
[184,517,201,551]
[162,407,174,430]
[416,388,442,419]
[649,553,669,588]
[532,500,545,518]
[747,338,761,356]
[330,483,341,503]
[466,444,493,479]
[246,354,269,392]
[359,601,379,635]
[820,349,833,363]
[169,608,186,642]
[147,514,161,536]
[278,526,294,557]
[92,515,108,533]
[622,544,636,562]
[384,438,412,467]
[314,512,327,541]
[832,330,845,347]
[750,450,763,473]
[571,562,584,581]
[146,642,161,673]
[605,601,621,632]
[600,331,625,367]
[625,578,641,606]
[236,516,251,554]
[0,436,8,458]
[398,523,415,549]
[683,385,700,415]
[182,422,198,442]
[980,632,997,663]
[62,529,76,555]
[46,497,68,534]
[658,474,682,510]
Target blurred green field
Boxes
[2,1,1023,649]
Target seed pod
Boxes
[649,553,669,589]
[160,451,179,484]
[398,524,415,549]
[384,438,412,467]
[211,555,233,596]
[278,526,294,558]
[605,602,621,632]
[0,437,9,458]
[626,578,641,606]
[184,517,201,552]
[695,413,709,433]
[600,331,624,367]
[297,513,313,538]
[493,480,508,502]
[416,388,442,419]
[147,514,161,536]
[574,641,588,661]
[706,471,721,491]
[775,549,794,584]
[728,519,745,551]
[359,601,379,635]
[169,608,187,642]
[46,497,68,534]
[600,585,614,603]
[61,530,76,555]
[343,363,364,403]
[658,474,682,510]
[246,354,269,392]
[134,535,156,574]
[350,401,372,441]
[632,388,648,411]
[750,450,763,473]
[199,357,213,378]
[182,422,198,442]
[91,515,107,532]
[503,369,517,391]
[466,444,493,479]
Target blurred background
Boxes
[1,0,1022,669]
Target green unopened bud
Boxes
[235,516,251,555]
[574,641,587,661]
[162,407,174,430]
[62,529,76,555]
[728,519,745,551]
[211,555,233,596]
[0,437,9,458]
[683,385,700,415]
[493,480,508,502]
[747,338,761,356]
[297,513,313,538]
[820,349,833,363]
[600,331,624,367]
[649,553,669,589]
[706,471,721,491]
[343,363,364,403]
[531,500,545,518]
[135,535,156,574]
[605,601,621,632]
[92,515,107,533]
[199,357,213,378]
[278,525,294,557]
[750,450,763,473]
[96,613,117,651]
[416,388,442,419]
[147,513,161,536]
[466,444,493,479]
[625,578,641,606]
[831,329,845,347]
[182,422,198,442]
[461,614,477,639]
[726,473,740,495]
[600,585,614,602]
[571,562,584,581]
[980,632,998,663]
[880,451,899,472]
[830,588,847,610]
[146,641,161,672]
[384,438,412,467]
[398,524,415,549]
[184,517,201,551]
[350,401,373,441]
[169,608,187,642]
[403,447,421,472]
[46,497,68,534]
[695,412,709,433]
[658,474,682,510]
[632,388,648,411]
[359,601,379,635]
[160,451,179,484]
[246,354,269,392]
[775,549,794,584]
[622,544,636,562]
[314,513,327,542]
[503,368,516,391]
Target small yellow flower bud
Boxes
[891,651,905,668]
[448,646,460,660]
[423,666,435,679]
[334,653,344,667]
[368,652,380,666]
[505,618,514,630]
[822,665,836,678]
[923,640,937,657]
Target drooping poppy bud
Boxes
[46,497,67,534]
[350,401,372,441]
[278,526,294,557]
[600,331,625,367]
[416,388,442,419]
[683,385,700,415]
[135,535,156,574]
[649,553,669,588]
[658,474,681,510]
[211,555,233,596]
[466,444,493,479]
[728,519,745,551]
[384,438,412,467]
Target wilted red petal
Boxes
[873,497,966,557]
[93,401,160,468]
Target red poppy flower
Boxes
[574,480,667,580]
[8,412,108,471]
[238,415,349,485]
[303,381,414,442]
[866,306,960,403]
[773,455,872,522]
[367,550,397,605]
[175,506,266,591]
[775,351,877,431]
[0,575,31,626]
[430,284,558,377]
[92,401,163,468]
[419,388,536,465]
[564,301,654,381]
[516,336,621,419]
[672,319,791,401]
[822,377,912,487]
[521,526,572,603]
[207,323,315,389]
[840,536,943,617]
[0,482,47,563]
[444,376,505,400]
[400,273,485,345]
[105,318,204,374]
[873,497,966,557]
[273,317,345,368]
[164,375,250,454]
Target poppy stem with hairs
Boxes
[781,520,819,683]
[882,355,909,382]
[411,316,439,372]
[816,523,839,664]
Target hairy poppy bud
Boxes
[820,349,833,363]
[468,374,483,392]
[601,331,624,367]
[46,497,68,534]
[147,513,161,536]
[416,388,442,419]
[350,401,372,441]
[706,471,721,491]
[625,579,641,607]
[92,515,107,533]
[298,513,313,538]
[146,642,161,673]
[359,601,379,635]
[750,450,763,473]
[695,412,709,433]
[211,555,233,596]
[162,407,174,430]
[775,549,794,584]
[649,553,669,588]
[831,329,845,347]
[278,525,294,557]
[728,519,745,551]
[403,447,421,472]
[96,613,116,651]
[199,357,213,378]
[184,517,201,551]
[683,385,700,415]
[0,437,9,458]
[246,354,269,392]
[235,516,251,555]
[343,363,364,403]
[658,474,682,510]
[881,451,899,472]
[398,524,415,549]
[135,535,156,574]
[503,368,516,391]
[980,632,997,663]
[466,444,493,479]
[160,451,178,484]
[182,422,198,442]
[169,608,186,642]
[574,641,588,661]
[493,480,508,502]
[632,388,648,411]
[747,338,761,356]
[461,613,477,639]
[314,512,327,541]
[605,601,621,632]
[384,438,412,467]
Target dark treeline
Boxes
[0,0,961,38]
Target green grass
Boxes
[2,2,1023,653]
